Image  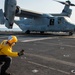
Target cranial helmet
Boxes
[8,36,18,44]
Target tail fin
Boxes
[54,0,75,17]
[62,5,72,17]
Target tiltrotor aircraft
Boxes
[0,0,75,35]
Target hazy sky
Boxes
[0,0,75,28]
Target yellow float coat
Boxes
[0,40,18,57]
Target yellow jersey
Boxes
[0,40,18,57]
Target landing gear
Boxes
[25,30,30,34]
[9,23,13,29]
[69,32,73,36]
[40,31,44,34]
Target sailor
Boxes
[0,36,24,75]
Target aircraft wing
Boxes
[15,8,43,18]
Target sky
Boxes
[0,0,75,28]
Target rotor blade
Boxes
[54,0,75,6]
[70,4,75,6]
[53,0,65,5]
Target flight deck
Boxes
[0,32,75,75]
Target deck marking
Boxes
[20,37,58,42]
[28,61,70,75]
[25,53,75,67]
[36,41,75,48]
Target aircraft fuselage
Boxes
[15,15,75,35]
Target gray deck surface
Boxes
[0,32,75,75]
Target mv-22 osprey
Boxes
[0,0,75,35]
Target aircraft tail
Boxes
[54,0,75,17]
[61,5,72,17]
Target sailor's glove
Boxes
[18,49,24,56]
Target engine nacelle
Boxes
[15,6,21,14]
[5,20,13,29]
[2,0,21,29]
[0,9,5,24]
[4,0,17,29]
